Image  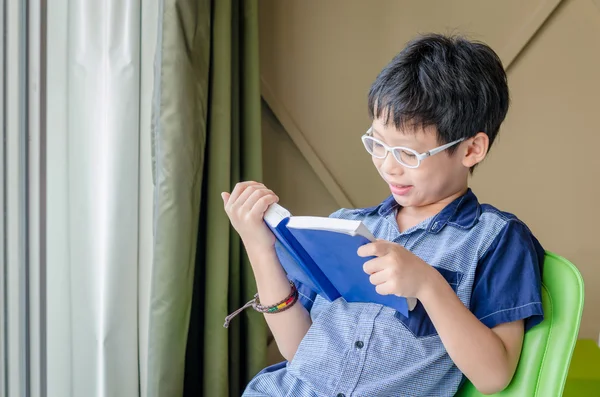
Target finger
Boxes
[240,188,276,214]
[226,181,263,209]
[363,257,387,275]
[368,269,389,286]
[357,241,390,258]
[249,194,279,218]
[221,192,230,206]
[357,242,375,257]
[229,183,266,211]
[375,282,395,296]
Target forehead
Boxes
[371,118,439,146]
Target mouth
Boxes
[388,183,413,196]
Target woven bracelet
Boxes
[254,281,298,313]
[223,280,299,328]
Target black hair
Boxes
[368,33,509,155]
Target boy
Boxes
[222,33,544,396]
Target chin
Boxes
[391,193,414,207]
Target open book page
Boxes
[287,216,376,241]
[264,203,291,227]
[264,203,375,241]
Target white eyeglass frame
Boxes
[361,127,465,169]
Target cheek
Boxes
[410,171,433,191]
[372,157,386,174]
[410,162,447,187]
[415,161,460,190]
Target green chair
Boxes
[456,251,585,397]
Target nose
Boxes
[379,150,404,175]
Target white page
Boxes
[287,216,376,241]
[264,203,291,227]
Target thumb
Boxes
[221,192,230,205]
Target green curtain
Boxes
[149,0,267,396]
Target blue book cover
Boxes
[264,203,416,317]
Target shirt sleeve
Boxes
[470,219,544,332]
[273,240,318,312]
[287,276,318,312]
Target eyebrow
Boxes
[370,127,403,145]
[370,127,384,139]
[370,127,424,150]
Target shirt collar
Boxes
[427,188,480,233]
[355,188,481,233]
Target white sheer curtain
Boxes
[2,1,31,395]
[45,0,157,396]
[1,0,158,395]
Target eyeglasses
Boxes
[361,128,465,169]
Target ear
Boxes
[462,132,489,168]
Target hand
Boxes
[358,240,434,299]
[222,181,279,255]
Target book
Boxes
[264,203,417,317]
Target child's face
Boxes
[369,118,471,209]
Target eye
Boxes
[363,137,387,158]
[395,149,419,167]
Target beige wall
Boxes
[260,0,600,340]
[262,102,339,217]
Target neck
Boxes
[397,186,468,229]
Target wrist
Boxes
[246,245,278,266]
[242,237,274,256]
[416,265,448,304]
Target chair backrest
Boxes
[456,251,585,397]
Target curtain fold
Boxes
[149,0,267,396]
[45,0,143,395]
[68,0,142,393]
[147,0,209,396]
[46,0,160,395]
[194,1,267,395]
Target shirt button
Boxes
[432,221,439,231]
[355,340,364,349]
[336,394,346,397]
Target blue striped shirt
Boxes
[243,189,544,397]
